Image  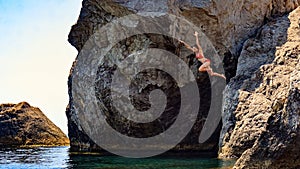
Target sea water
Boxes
[0,147,234,169]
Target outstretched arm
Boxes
[194,31,204,55]
[179,39,194,52]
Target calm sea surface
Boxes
[0,146,234,169]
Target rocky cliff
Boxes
[0,102,69,147]
[219,6,300,169]
[68,0,300,78]
[67,0,299,163]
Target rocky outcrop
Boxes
[219,7,300,168]
[67,0,299,159]
[0,102,69,147]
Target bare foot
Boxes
[220,74,226,80]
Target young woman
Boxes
[179,32,226,79]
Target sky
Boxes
[0,0,82,135]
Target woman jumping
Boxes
[179,31,226,79]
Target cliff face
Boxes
[219,7,300,168]
[67,0,299,162]
[69,0,300,78]
[0,102,69,146]
[67,0,223,153]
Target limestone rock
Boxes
[0,102,69,147]
[66,0,299,156]
[219,7,300,168]
[67,0,221,153]
[69,0,300,78]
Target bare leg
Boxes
[198,61,210,72]
[206,67,226,79]
[199,64,226,79]
[211,72,226,79]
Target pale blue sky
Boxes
[0,0,82,134]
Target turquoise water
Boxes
[0,147,234,169]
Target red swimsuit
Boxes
[196,53,210,63]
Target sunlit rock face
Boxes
[219,7,300,169]
[66,0,299,162]
[0,102,69,147]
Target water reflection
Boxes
[0,147,234,169]
[0,147,69,169]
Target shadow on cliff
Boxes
[239,16,290,93]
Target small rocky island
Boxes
[0,102,69,147]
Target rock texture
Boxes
[0,102,69,147]
[67,0,222,153]
[67,0,300,160]
[69,0,300,78]
[219,7,300,168]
